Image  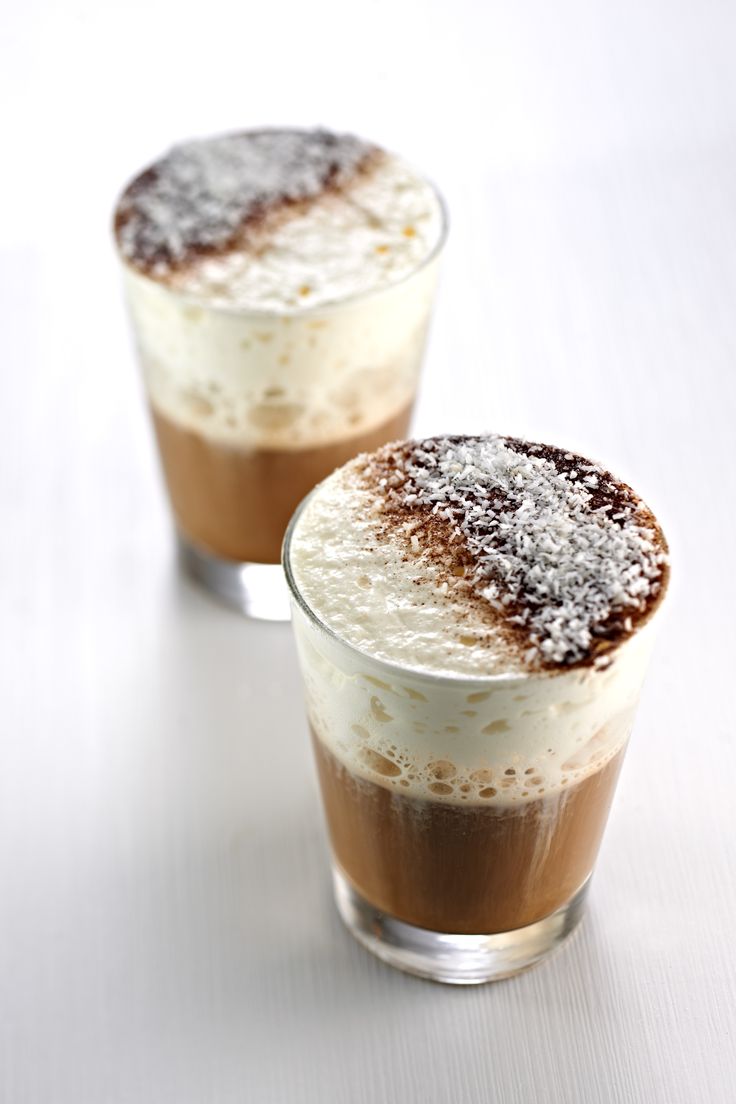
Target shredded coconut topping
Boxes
[362,435,669,668]
[114,128,376,275]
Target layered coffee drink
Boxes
[113,129,446,612]
[284,434,669,981]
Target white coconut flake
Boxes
[375,435,668,666]
[115,128,374,271]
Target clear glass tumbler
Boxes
[284,510,666,983]
[116,201,447,620]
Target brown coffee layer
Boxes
[314,730,625,934]
[151,403,413,564]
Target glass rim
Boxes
[113,172,449,322]
[282,486,669,691]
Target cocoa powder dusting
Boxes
[356,435,669,671]
[114,128,381,277]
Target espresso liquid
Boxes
[151,403,413,563]
[313,730,625,934]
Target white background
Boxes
[2,1,735,1101]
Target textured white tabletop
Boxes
[2,1,735,1100]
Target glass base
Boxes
[177,534,290,621]
[332,868,590,985]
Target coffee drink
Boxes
[285,434,669,980]
[114,129,446,611]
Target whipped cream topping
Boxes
[114,128,444,312]
[288,435,669,677]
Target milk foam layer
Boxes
[123,255,439,448]
[291,601,654,807]
[115,131,444,309]
[286,437,667,806]
[117,135,444,449]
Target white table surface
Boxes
[3,1,735,1100]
